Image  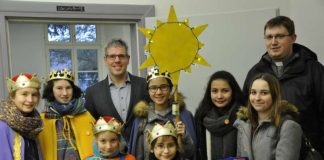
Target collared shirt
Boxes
[108,76,131,122]
[264,52,299,78]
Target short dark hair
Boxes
[42,79,82,102]
[104,38,129,56]
[264,16,295,35]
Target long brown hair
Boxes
[247,73,282,128]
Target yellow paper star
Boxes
[139,5,210,85]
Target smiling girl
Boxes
[129,67,197,160]
[0,73,43,159]
[195,71,244,160]
[147,121,181,160]
[234,73,302,160]
[38,68,94,160]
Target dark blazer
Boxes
[85,73,149,142]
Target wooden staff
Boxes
[172,85,184,153]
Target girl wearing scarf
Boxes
[0,73,43,160]
[194,71,244,160]
[38,68,95,160]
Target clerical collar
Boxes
[274,61,283,67]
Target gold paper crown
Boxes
[146,67,171,82]
[93,117,123,135]
[147,121,177,144]
[48,68,74,82]
[6,74,41,93]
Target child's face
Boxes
[96,131,120,155]
[151,136,177,160]
[148,77,171,108]
[210,79,233,108]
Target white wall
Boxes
[9,23,47,76]
[290,0,324,62]
[12,0,323,62]
[12,0,290,17]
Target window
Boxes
[0,1,154,101]
[47,23,99,91]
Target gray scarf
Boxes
[203,103,238,159]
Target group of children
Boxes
[0,65,303,160]
[0,67,191,160]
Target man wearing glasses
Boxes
[242,16,324,157]
[85,39,149,142]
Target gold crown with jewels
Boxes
[147,121,177,144]
[47,68,74,82]
[146,67,171,82]
[93,116,123,135]
[6,74,41,93]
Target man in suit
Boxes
[85,39,148,142]
[243,16,324,157]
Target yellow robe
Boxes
[38,112,95,160]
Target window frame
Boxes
[45,43,101,89]
[0,1,154,99]
[45,23,101,90]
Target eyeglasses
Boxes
[148,84,170,93]
[154,143,177,151]
[264,34,291,41]
[105,54,129,61]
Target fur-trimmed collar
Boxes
[133,92,186,118]
[236,100,299,121]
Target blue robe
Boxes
[128,103,197,160]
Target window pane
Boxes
[78,72,98,91]
[75,24,96,42]
[49,49,72,71]
[48,24,70,42]
[77,49,98,71]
